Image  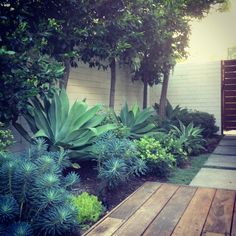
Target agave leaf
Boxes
[133,108,153,126]
[33,129,49,139]
[13,122,33,143]
[120,103,130,126]
[31,97,53,139]
[59,89,69,129]
[56,101,86,141]
[132,104,139,117]
[73,105,101,130]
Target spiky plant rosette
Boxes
[0,139,80,236]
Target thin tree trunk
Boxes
[143,80,148,109]
[109,58,116,109]
[60,59,70,89]
[159,72,169,118]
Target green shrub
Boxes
[135,136,176,177]
[71,192,104,227]
[154,132,188,167]
[0,123,14,151]
[153,101,188,131]
[0,139,80,236]
[92,132,147,190]
[178,111,219,138]
[170,121,206,156]
[14,89,115,159]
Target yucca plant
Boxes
[0,139,80,236]
[14,89,115,158]
[118,103,157,139]
[170,121,206,156]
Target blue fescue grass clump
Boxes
[0,139,80,236]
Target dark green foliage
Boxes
[92,132,147,190]
[154,102,219,138]
[153,101,188,131]
[0,139,80,236]
[135,136,176,177]
[170,121,206,156]
[0,123,14,151]
[178,111,219,138]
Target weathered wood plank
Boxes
[202,189,235,235]
[143,186,197,236]
[85,217,124,236]
[110,181,161,220]
[113,184,179,236]
[231,197,236,236]
[171,188,216,236]
[83,182,160,235]
[201,232,225,236]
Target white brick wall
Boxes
[67,62,143,111]
[149,61,221,131]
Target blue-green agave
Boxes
[14,89,115,158]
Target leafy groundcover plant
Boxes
[71,192,104,229]
[154,132,188,167]
[0,139,80,236]
[135,136,176,177]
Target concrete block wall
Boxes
[149,61,222,131]
[66,62,143,112]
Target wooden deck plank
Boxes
[201,233,225,236]
[171,188,216,236]
[85,217,124,236]
[231,197,236,236]
[113,184,179,236]
[83,182,161,236]
[202,189,235,235]
[143,186,197,236]
[110,181,161,220]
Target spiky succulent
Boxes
[0,139,80,236]
[93,132,147,189]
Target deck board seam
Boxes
[167,186,199,236]
[82,182,163,235]
[111,183,167,235]
[229,192,236,236]
[200,188,217,236]
[140,185,181,236]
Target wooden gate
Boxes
[221,59,236,131]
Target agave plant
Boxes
[118,103,157,139]
[170,121,206,156]
[14,89,115,158]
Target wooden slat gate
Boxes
[222,59,236,131]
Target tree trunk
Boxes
[143,80,148,109]
[109,58,116,109]
[60,59,70,89]
[159,72,169,119]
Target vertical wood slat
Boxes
[222,59,236,131]
[171,188,216,236]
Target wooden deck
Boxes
[83,182,236,236]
